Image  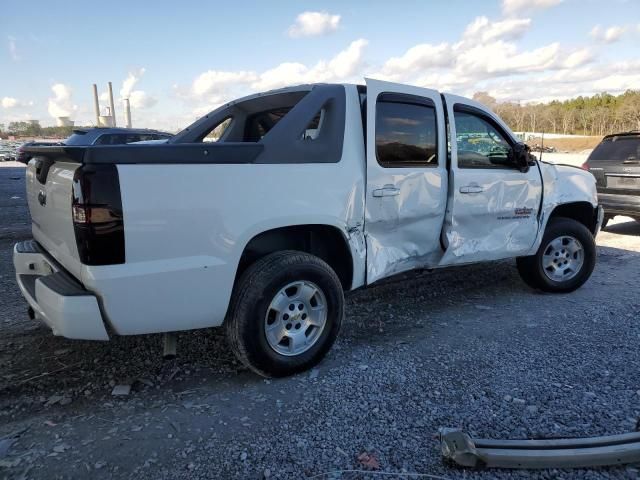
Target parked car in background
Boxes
[15,80,602,377]
[583,131,640,227]
[63,127,172,146]
[17,141,61,164]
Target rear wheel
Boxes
[225,251,344,377]
[517,217,596,293]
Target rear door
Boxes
[364,78,447,283]
[440,94,542,265]
[587,134,640,196]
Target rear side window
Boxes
[589,136,640,161]
[95,134,127,145]
[202,117,232,142]
[375,94,438,167]
[94,134,161,145]
[244,108,292,142]
[64,131,89,145]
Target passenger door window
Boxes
[454,111,514,169]
[375,94,438,167]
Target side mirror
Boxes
[510,143,532,173]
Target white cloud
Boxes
[288,11,341,38]
[252,39,368,90]
[562,48,593,69]
[120,68,145,98]
[590,25,627,43]
[112,68,158,110]
[185,39,368,98]
[380,43,452,80]
[192,70,257,97]
[8,36,18,61]
[463,16,531,43]
[369,14,609,104]
[128,90,157,109]
[502,0,562,15]
[457,41,561,75]
[1,97,18,108]
[47,83,75,118]
[469,58,640,104]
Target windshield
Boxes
[589,136,640,161]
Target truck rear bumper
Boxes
[13,240,109,341]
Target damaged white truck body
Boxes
[14,79,603,377]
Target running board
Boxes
[440,428,640,469]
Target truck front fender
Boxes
[527,162,599,254]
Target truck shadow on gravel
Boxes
[603,219,640,237]
[1,244,639,423]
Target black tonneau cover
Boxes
[23,83,346,166]
[22,143,265,165]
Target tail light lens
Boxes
[581,162,590,171]
[72,164,125,265]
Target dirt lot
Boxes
[527,136,602,153]
[1,165,639,480]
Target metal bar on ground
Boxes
[440,428,640,469]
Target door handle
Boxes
[372,186,400,197]
[38,190,47,206]
[459,185,484,194]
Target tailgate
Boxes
[26,157,83,280]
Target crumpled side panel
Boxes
[526,162,598,254]
[439,168,542,265]
[365,170,446,283]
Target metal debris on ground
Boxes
[440,428,640,469]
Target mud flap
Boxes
[440,428,640,469]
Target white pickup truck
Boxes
[14,79,602,377]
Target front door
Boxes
[364,78,448,283]
[440,94,542,265]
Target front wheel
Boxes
[225,251,344,377]
[517,217,596,293]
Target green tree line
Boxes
[0,121,76,139]
[475,89,640,136]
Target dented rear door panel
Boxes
[364,79,448,283]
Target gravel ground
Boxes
[1,165,639,480]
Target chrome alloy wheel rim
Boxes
[542,235,584,282]
[264,280,327,356]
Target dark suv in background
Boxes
[16,141,59,164]
[584,131,640,227]
[16,128,173,164]
[63,127,172,146]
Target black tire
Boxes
[516,217,596,293]
[225,250,344,377]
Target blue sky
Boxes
[1,0,639,131]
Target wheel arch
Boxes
[548,201,599,234]
[235,224,356,291]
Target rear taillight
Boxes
[72,164,125,265]
[580,162,590,171]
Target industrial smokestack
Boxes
[124,98,132,128]
[92,84,100,126]
[108,82,116,127]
